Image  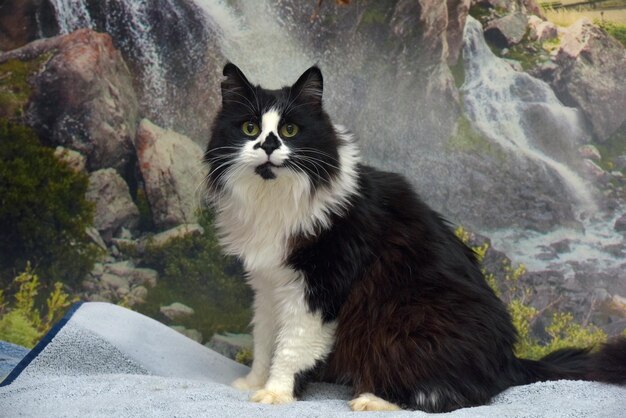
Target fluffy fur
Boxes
[204,63,626,412]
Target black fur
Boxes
[206,63,626,412]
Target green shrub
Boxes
[455,226,609,359]
[0,121,100,287]
[597,21,626,48]
[0,54,51,120]
[135,210,252,339]
[0,265,76,348]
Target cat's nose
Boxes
[258,133,281,155]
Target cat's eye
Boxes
[242,121,260,136]
[280,123,299,138]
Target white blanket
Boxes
[1,302,624,417]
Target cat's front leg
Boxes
[251,281,335,405]
[232,283,275,391]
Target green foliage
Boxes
[0,54,52,120]
[235,347,253,366]
[0,121,100,287]
[597,21,626,47]
[0,266,76,348]
[454,226,608,360]
[135,210,252,339]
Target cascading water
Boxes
[49,0,93,34]
[48,0,214,131]
[459,17,625,283]
[461,16,596,215]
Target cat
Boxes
[204,63,626,412]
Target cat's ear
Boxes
[292,66,323,108]
[221,63,254,104]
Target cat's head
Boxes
[205,63,342,193]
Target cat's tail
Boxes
[518,337,626,385]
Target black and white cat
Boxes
[204,63,626,412]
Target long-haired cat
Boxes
[204,63,626,412]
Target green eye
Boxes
[242,121,260,136]
[280,123,299,138]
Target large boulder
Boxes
[542,19,626,142]
[447,0,471,65]
[86,168,139,242]
[484,13,528,48]
[135,119,208,229]
[0,29,139,172]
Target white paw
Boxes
[349,393,402,412]
[231,374,265,391]
[250,388,294,405]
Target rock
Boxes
[117,227,133,240]
[0,29,139,171]
[528,16,557,42]
[446,0,471,65]
[104,261,135,277]
[206,333,253,360]
[100,273,130,294]
[615,213,626,232]
[91,262,105,277]
[54,146,86,172]
[484,13,528,48]
[128,285,148,305]
[169,326,203,344]
[550,239,572,254]
[147,223,204,248]
[0,0,57,51]
[86,169,139,242]
[543,19,626,142]
[581,159,607,180]
[160,302,195,321]
[578,144,601,161]
[135,119,208,229]
[131,268,158,288]
[85,226,107,251]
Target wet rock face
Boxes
[544,19,626,142]
[0,29,139,173]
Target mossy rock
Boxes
[0,53,52,121]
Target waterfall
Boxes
[461,16,597,215]
[49,0,93,34]
[48,0,212,130]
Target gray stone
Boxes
[615,213,626,232]
[528,16,557,42]
[581,159,606,180]
[484,13,528,48]
[85,227,107,251]
[86,169,139,242]
[105,261,135,277]
[160,302,195,320]
[544,19,626,142]
[54,146,86,172]
[135,119,208,229]
[550,239,572,254]
[99,273,130,294]
[578,144,602,162]
[148,224,204,248]
[131,268,158,288]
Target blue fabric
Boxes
[0,302,83,387]
[0,341,29,380]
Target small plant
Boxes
[0,265,77,348]
[454,226,609,359]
